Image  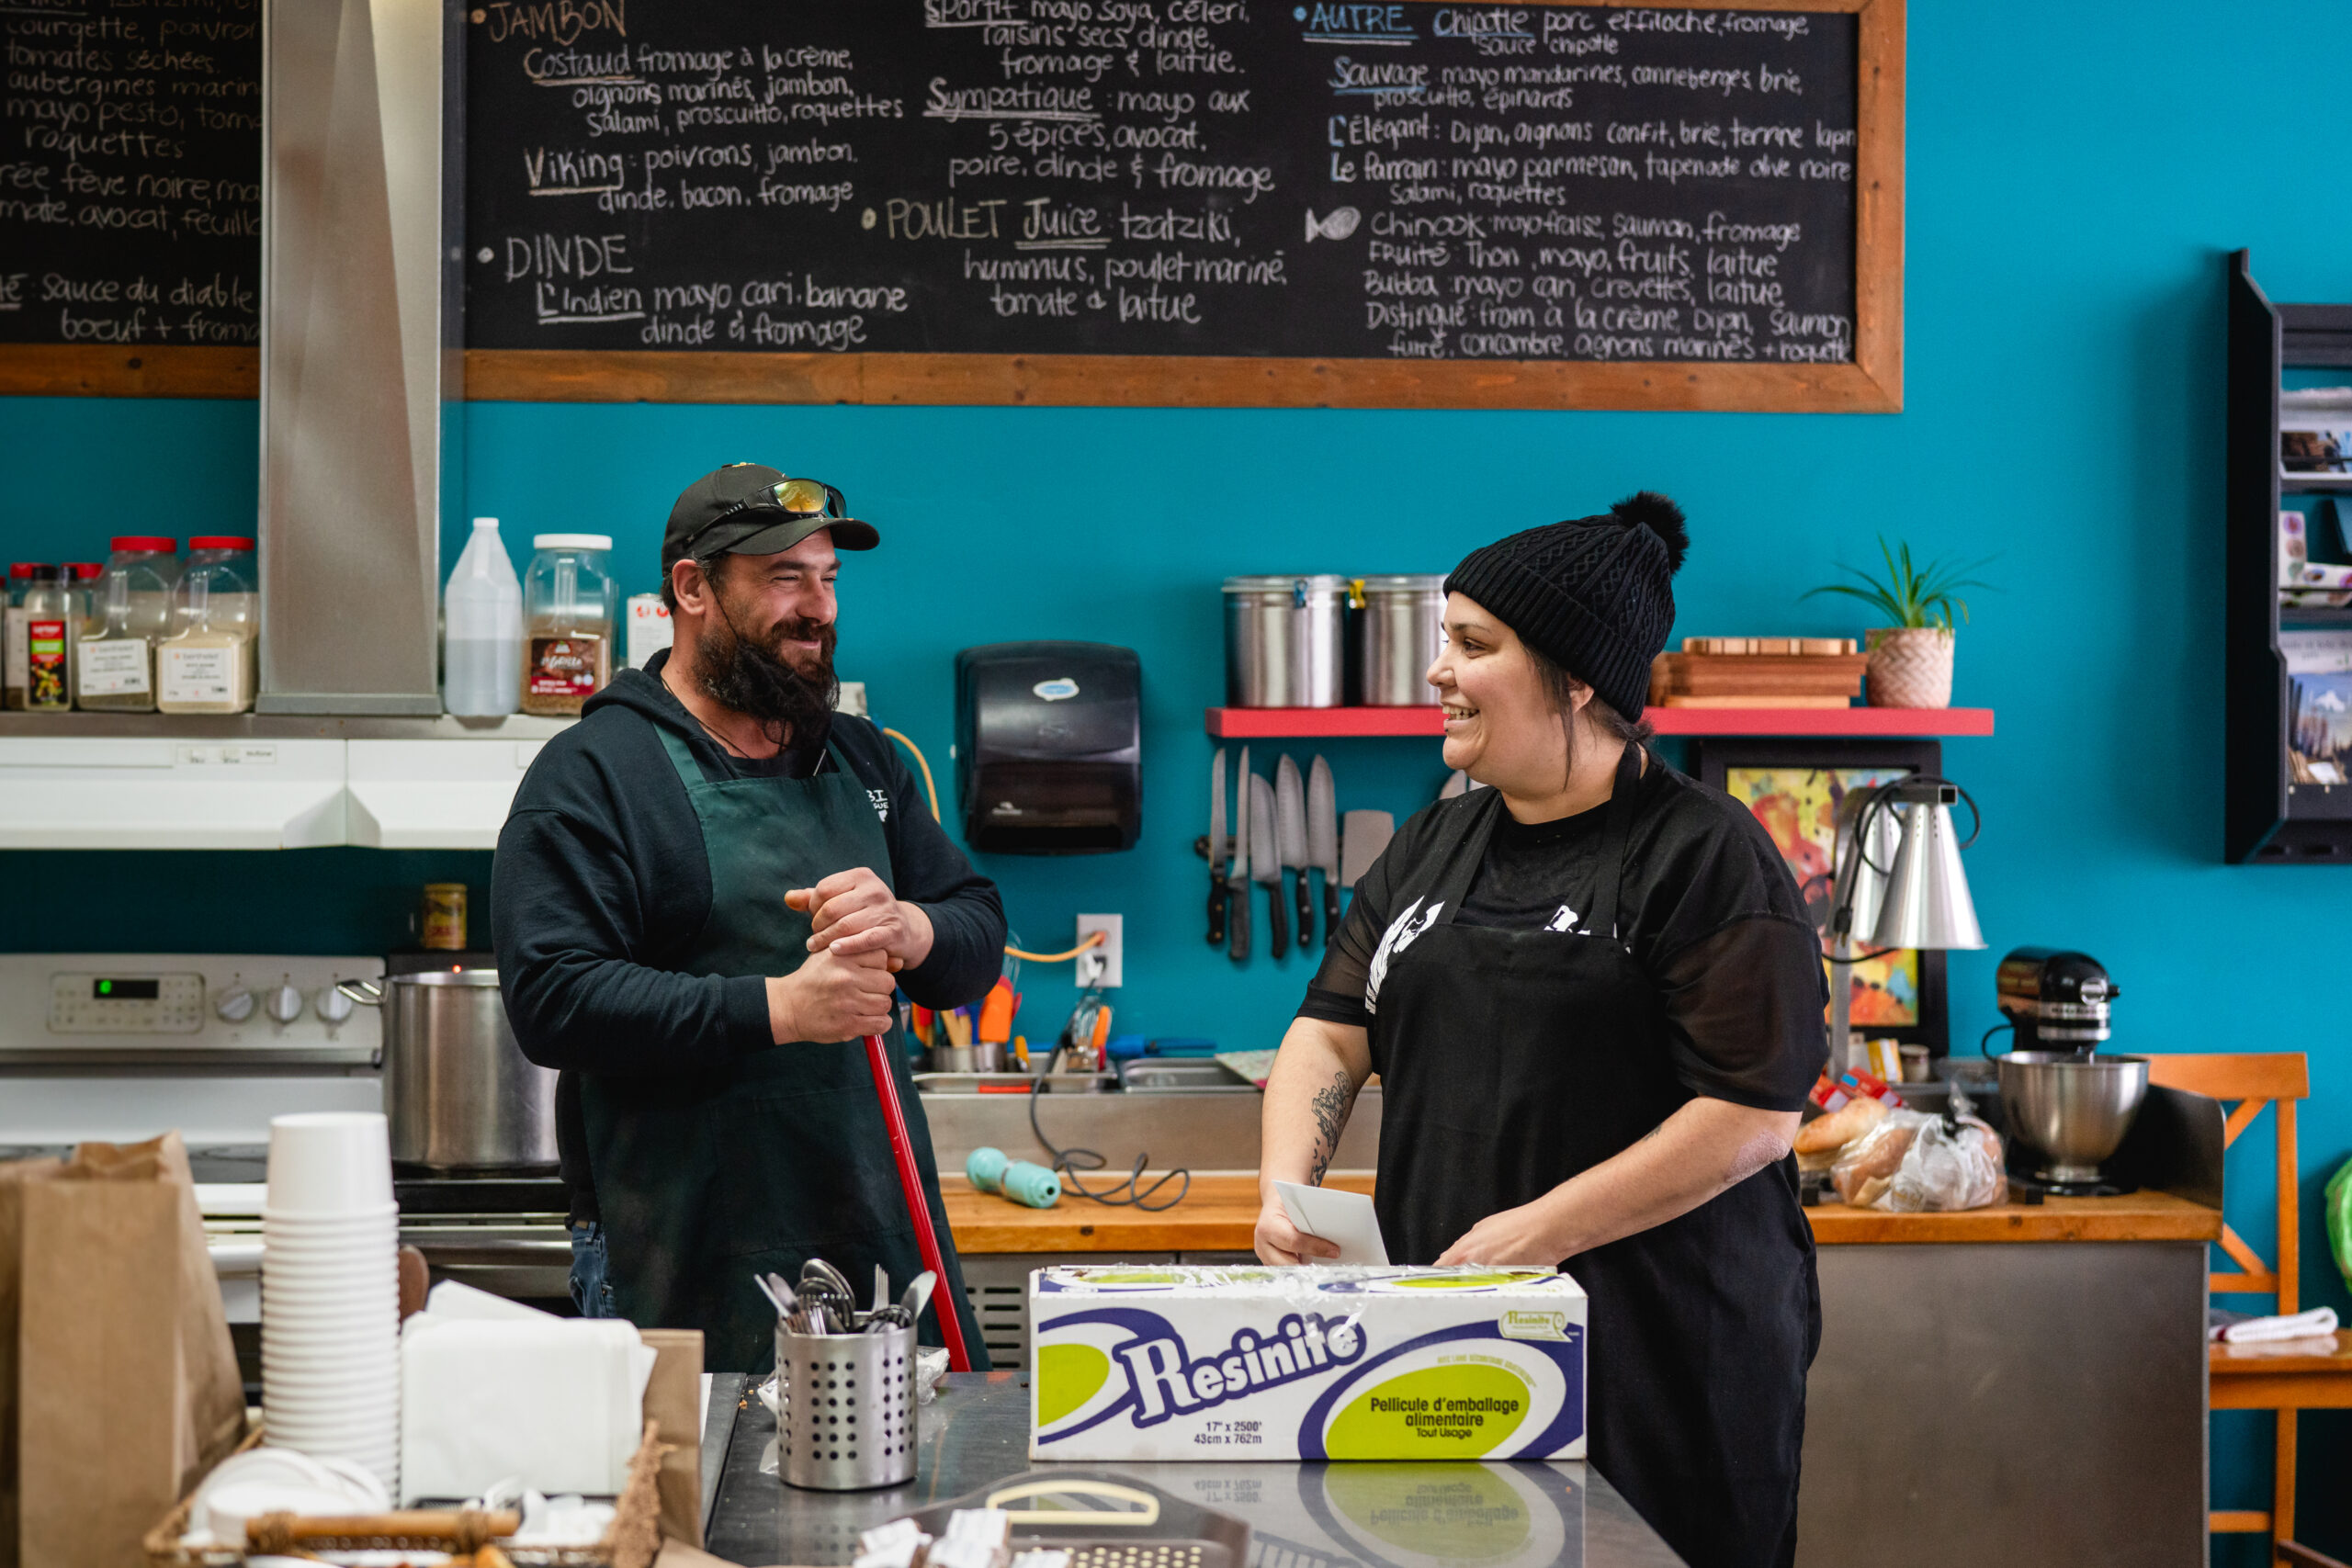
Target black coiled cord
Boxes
[1027,1078,1192,1211]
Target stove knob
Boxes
[315,986,355,1024]
[265,982,305,1025]
[214,987,256,1023]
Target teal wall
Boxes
[4,2,2348,1554]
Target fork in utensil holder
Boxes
[775,1315,919,1490]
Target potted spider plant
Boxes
[1804,540,1994,708]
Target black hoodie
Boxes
[491,650,1006,1221]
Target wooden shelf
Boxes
[1204,705,1995,739]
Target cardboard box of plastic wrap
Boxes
[1028,1264,1587,1461]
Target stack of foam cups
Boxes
[260,1111,401,1493]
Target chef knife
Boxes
[1250,771,1287,959]
[1276,754,1313,948]
[1307,755,1340,942]
[1229,746,1251,963]
[1207,747,1227,948]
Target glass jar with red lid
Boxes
[76,536,178,711]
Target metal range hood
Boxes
[257,0,461,715]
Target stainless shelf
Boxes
[0,713,575,741]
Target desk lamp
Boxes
[1827,777,1984,1072]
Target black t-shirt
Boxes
[1297,757,1827,1111]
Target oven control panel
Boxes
[50,972,206,1033]
[0,953,382,1066]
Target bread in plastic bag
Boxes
[1830,1110,2007,1212]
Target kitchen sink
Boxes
[1116,1059,1256,1093]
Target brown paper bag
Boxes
[5,1134,245,1568]
[639,1329,706,1550]
[0,1156,62,1568]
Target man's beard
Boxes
[697,591,839,747]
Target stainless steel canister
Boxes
[775,1318,920,1490]
[1223,575,1348,707]
[1352,574,1447,705]
[335,969,558,1172]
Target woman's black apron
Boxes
[580,726,989,1373]
[1366,747,1818,1568]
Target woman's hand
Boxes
[790,868,934,972]
[1254,1198,1341,1266]
[1437,1200,1567,1267]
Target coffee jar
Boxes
[520,533,616,716]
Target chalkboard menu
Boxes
[464,0,1894,407]
[0,0,260,352]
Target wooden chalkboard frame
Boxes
[472,0,1902,413]
[2,0,1899,408]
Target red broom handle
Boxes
[862,1033,972,1372]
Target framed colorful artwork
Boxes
[1691,739,1948,1055]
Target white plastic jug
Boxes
[443,517,523,716]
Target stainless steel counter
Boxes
[704,1371,1690,1568]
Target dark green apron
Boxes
[581,725,990,1373]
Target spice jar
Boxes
[62,563,104,642]
[520,533,616,716]
[4,562,34,711]
[422,883,469,950]
[158,536,257,714]
[76,536,177,711]
[21,566,74,713]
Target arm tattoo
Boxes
[1308,1071,1354,1185]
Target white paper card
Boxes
[160,643,240,705]
[76,637,149,696]
[1274,1179,1388,1265]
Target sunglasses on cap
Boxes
[685,477,850,558]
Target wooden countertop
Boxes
[941,1173,1375,1255]
[1803,1189,2220,1244]
[942,1176,2222,1254]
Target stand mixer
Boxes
[1992,948,2148,1194]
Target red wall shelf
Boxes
[1204,706,1996,739]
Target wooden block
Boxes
[1676,638,1860,658]
[1654,653,1870,699]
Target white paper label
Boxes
[3,607,25,689]
[75,638,150,697]
[161,644,238,705]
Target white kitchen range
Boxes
[0,953,571,1348]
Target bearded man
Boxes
[492,464,1003,1370]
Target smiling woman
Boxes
[1255,493,1829,1568]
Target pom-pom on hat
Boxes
[1442,491,1688,719]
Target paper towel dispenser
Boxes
[956,641,1141,854]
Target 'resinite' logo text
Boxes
[1117,1312,1366,1426]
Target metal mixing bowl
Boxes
[1995,1051,2150,1183]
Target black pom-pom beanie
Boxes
[1442,491,1689,719]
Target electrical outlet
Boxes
[1076,914,1124,987]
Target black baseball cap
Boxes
[664,463,879,559]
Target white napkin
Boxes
[420,1278,558,1323]
[2212,1305,2340,1344]
[399,1316,656,1503]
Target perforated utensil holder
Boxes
[775,1319,919,1491]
